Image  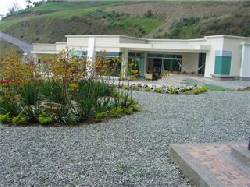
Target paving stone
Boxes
[170,143,250,187]
[231,144,250,166]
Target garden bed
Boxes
[0,51,139,126]
[0,80,139,126]
[112,82,208,95]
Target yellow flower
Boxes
[69,83,78,92]
[14,94,21,102]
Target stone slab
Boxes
[231,144,250,166]
[170,143,250,187]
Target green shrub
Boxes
[168,87,179,94]
[77,80,116,118]
[12,113,28,125]
[131,103,140,112]
[123,106,134,115]
[38,114,53,125]
[95,111,108,122]
[109,106,124,118]
[0,96,20,117]
[21,83,39,106]
[56,105,80,125]
[154,88,164,94]
[191,86,208,95]
[0,112,11,124]
[124,102,140,114]
[38,81,66,104]
[123,85,129,90]
[144,87,152,92]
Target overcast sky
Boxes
[0,0,43,17]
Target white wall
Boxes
[66,36,120,52]
[95,37,120,46]
[66,37,88,46]
[181,53,199,74]
[204,36,250,78]
[204,37,224,77]
[32,35,250,79]
[240,43,250,79]
[56,42,67,51]
[32,43,57,54]
[150,40,207,52]
[222,37,244,77]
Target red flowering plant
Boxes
[0,80,15,84]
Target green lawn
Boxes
[112,17,161,34]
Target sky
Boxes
[0,0,43,17]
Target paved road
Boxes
[0,31,32,53]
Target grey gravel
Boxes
[0,91,250,186]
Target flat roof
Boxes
[65,34,250,42]
[205,35,250,40]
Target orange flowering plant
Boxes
[0,50,138,126]
[96,51,121,77]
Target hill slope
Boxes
[0,1,250,46]
[0,40,22,58]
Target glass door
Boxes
[128,52,145,78]
[163,58,181,72]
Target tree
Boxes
[33,0,47,7]
[6,0,19,17]
[26,0,33,8]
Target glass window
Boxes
[128,52,145,77]
[148,53,182,72]
[97,52,121,59]
[70,50,87,59]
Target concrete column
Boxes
[204,51,213,78]
[86,37,96,79]
[121,48,128,80]
[144,52,147,75]
[240,43,250,80]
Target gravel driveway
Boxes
[0,91,250,186]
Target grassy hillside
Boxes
[0,1,161,43]
[0,40,22,59]
[0,1,250,46]
[166,9,250,39]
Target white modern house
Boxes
[32,35,250,80]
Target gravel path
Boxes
[0,91,250,186]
